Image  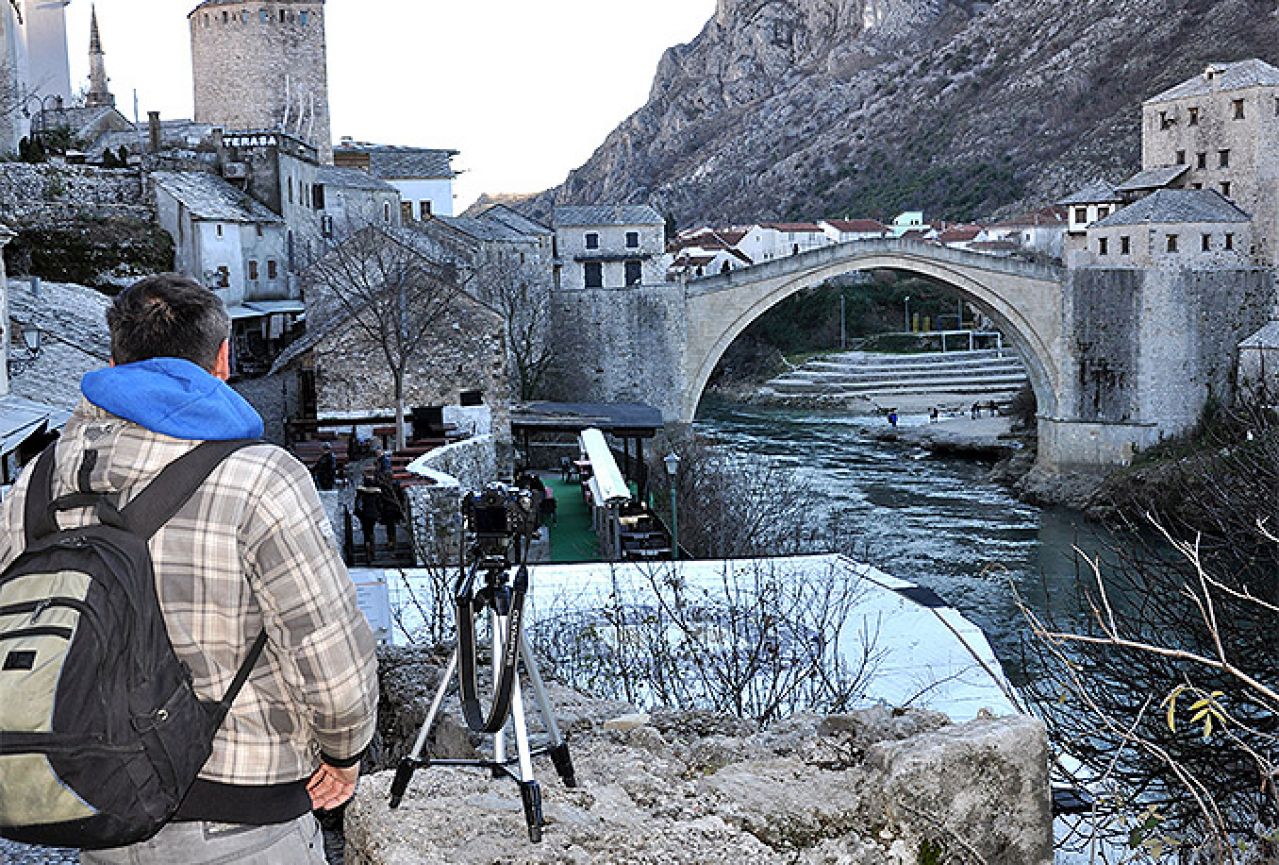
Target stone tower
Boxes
[84,5,113,108]
[189,0,332,163]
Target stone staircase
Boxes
[759,349,1028,402]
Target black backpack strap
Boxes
[22,444,60,544]
[121,439,261,539]
[209,628,269,729]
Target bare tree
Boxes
[1020,398,1279,863]
[472,250,554,401]
[305,223,472,450]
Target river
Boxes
[695,400,1109,687]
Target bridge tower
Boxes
[188,0,332,162]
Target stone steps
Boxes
[760,349,1028,401]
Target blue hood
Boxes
[81,358,264,441]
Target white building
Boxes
[553,205,668,290]
[151,171,290,307]
[1058,181,1123,254]
[334,139,458,218]
[889,211,927,236]
[760,222,830,256]
[984,207,1067,258]
[819,219,889,244]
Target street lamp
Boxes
[903,296,912,333]
[663,451,680,560]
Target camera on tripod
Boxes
[389,478,575,843]
[461,482,536,564]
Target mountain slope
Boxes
[528,0,1279,226]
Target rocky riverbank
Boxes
[349,646,1052,865]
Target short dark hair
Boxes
[107,274,231,369]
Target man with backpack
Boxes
[0,275,379,863]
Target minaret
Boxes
[84,4,113,108]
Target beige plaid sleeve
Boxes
[238,448,379,764]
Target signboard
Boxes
[350,569,393,646]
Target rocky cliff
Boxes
[529,0,1279,226]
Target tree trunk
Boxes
[393,369,408,452]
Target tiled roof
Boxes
[1239,321,1279,350]
[316,165,397,192]
[822,219,886,233]
[553,205,664,227]
[151,171,285,223]
[437,215,540,243]
[1093,189,1251,227]
[1115,164,1189,193]
[6,279,113,413]
[1148,59,1279,103]
[335,142,458,179]
[1057,181,1121,206]
[473,204,552,237]
[762,222,824,233]
[937,225,983,243]
[987,206,1067,229]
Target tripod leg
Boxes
[520,633,577,788]
[509,681,544,842]
[491,609,507,776]
[390,648,459,808]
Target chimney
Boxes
[147,111,161,152]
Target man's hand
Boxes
[307,762,360,811]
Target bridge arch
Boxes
[681,241,1066,424]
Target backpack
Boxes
[0,439,267,850]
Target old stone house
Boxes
[553,205,668,290]
[1083,188,1253,268]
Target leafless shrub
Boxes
[529,558,883,726]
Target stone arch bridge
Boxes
[552,238,1272,473]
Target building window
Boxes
[1098,237,1108,256]
[312,184,325,210]
[1166,234,1179,253]
[384,202,391,222]
[1175,150,1186,165]
[255,224,263,237]
[1073,207,1087,223]
[1225,233,1234,250]
[1232,98,1245,120]
[267,260,278,279]
[585,232,599,250]
[419,201,432,219]
[300,10,309,25]
[401,201,413,222]
[1201,234,1211,252]
[248,260,259,280]
[222,10,228,22]
[259,9,269,23]
[1159,110,1173,129]
[624,260,643,285]
[1196,152,1207,169]
[216,266,230,287]
[1120,235,1131,255]
[1219,149,1230,168]
[1220,180,1232,198]
[280,9,286,21]
[240,10,249,23]
[1188,106,1199,126]
[287,177,294,204]
[1191,182,1203,190]
[625,231,639,248]
[1097,206,1110,219]
[216,223,223,237]
[583,262,603,288]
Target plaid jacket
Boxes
[0,400,379,786]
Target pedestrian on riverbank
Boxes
[887,410,898,428]
[929,407,939,423]
[970,402,981,419]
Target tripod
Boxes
[389,548,576,842]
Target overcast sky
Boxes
[64,0,716,211]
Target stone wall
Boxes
[1050,266,1276,469]
[0,163,151,225]
[404,435,497,567]
[349,646,1053,865]
[547,283,688,419]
